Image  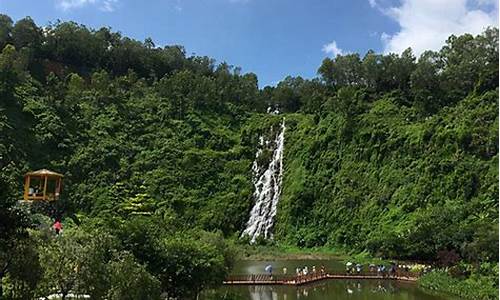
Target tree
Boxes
[106,252,161,300]
[318,54,363,88]
[410,50,443,114]
[11,17,42,52]
[271,76,303,112]
[0,14,13,49]
[0,165,31,299]
[3,233,42,299]
[440,28,499,103]
[157,232,232,299]
[37,228,115,300]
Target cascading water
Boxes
[242,118,285,243]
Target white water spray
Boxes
[242,118,285,243]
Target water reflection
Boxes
[248,285,278,300]
[202,279,457,300]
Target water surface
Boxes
[232,259,345,275]
[206,279,457,300]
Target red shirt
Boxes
[53,221,62,230]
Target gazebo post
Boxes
[43,175,48,200]
[24,176,30,200]
[56,177,61,199]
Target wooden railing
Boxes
[224,269,421,285]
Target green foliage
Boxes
[2,233,42,299]
[36,227,116,299]
[420,266,499,300]
[106,252,161,300]
[156,231,232,298]
[277,89,498,263]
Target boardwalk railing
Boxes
[224,270,420,285]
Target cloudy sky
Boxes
[0,0,498,86]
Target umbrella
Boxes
[346,262,353,267]
[265,265,273,273]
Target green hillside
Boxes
[0,14,497,299]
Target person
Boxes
[312,265,316,274]
[346,262,353,274]
[283,267,287,275]
[320,265,325,275]
[389,263,397,277]
[369,263,376,273]
[265,265,273,277]
[35,185,41,195]
[356,263,362,274]
[303,266,308,276]
[53,220,62,235]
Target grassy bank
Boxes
[234,243,346,260]
[419,267,499,300]
[232,242,393,265]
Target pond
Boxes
[232,259,345,275]
[201,259,460,300]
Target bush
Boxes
[419,268,498,300]
[107,252,161,300]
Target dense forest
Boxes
[0,14,498,299]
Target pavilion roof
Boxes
[25,169,64,178]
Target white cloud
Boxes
[368,0,377,8]
[100,0,118,12]
[55,0,118,12]
[374,0,498,56]
[322,40,344,57]
[56,0,94,10]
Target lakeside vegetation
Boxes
[420,267,499,300]
[0,14,497,299]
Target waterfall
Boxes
[242,118,285,243]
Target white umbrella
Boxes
[265,265,273,273]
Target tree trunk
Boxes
[0,272,3,299]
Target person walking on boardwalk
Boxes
[381,265,387,277]
[356,263,362,274]
[346,262,353,274]
[389,262,397,277]
[369,263,376,273]
[265,264,273,280]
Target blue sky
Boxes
[0,0,497,87]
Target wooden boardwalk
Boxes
[224,271,419,286]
